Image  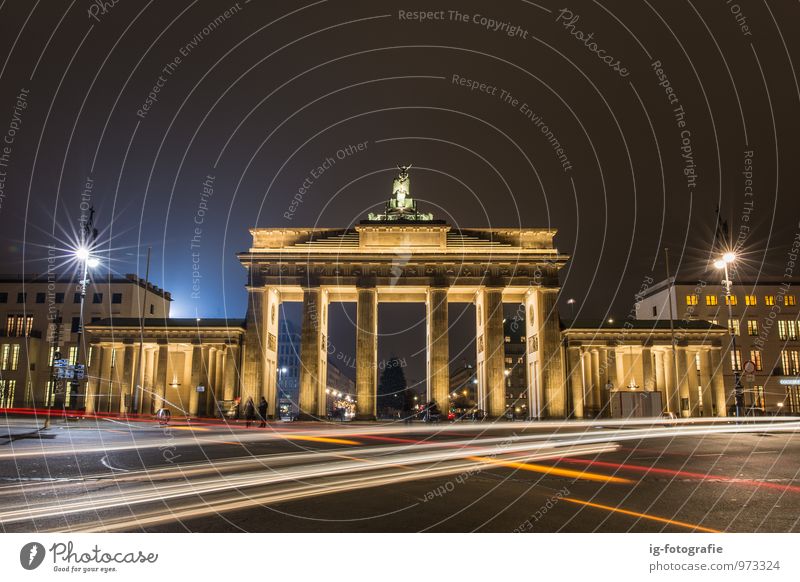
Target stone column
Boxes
[710,347,727,417]
[214,348,224,414]
[685,349,700,417]
[142,347,156,415]
[119,342,136,414]
[85,344,104,414]
[427,287,451,413]
[566,346,584,419]
[199,345,211,416]
[582,349,594,412]
[223,344,240,401]
[615,348,626,389]
[590,348,609,416]
[642,347,655,391]
[654,350,666,396]
[298,287,327,419]
[532,287,566,418]
[603,348,616,417]
[478,288,504,417]
[204,347,217,417]
[103,346,117,413]
[663,349,679,414]
[262,287,281,419]
[355,287,378,420]
[241,288,265,408]
[676,347,691,417]
[188,344,203,416]
[154,343,169,411]
[699,349,714,417]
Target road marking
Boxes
[285,435,362,445]
[169,426,210,432]
[562,497,720,533]
[467,456,633,484]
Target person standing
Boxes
[258,396,268,428]
[244,397,256,428]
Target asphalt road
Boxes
[1,415,799,533]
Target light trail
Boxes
[561,497,720,533]
[468,456,633,484]
[0,443,616,528]
[554,457,800,494]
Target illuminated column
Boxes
[475,292,487,411]
[686,349,700,417]
[615,348,626,389]
[142,347,156,415]
[710,347,727,417]
[355,287,378,420]
[676,347,691,417]
[298,287,328,419]
[477,288,504,417]
[214,348,224,412]
[566,346,584,419]
[188,344,203,416]
[241,288,265,408]
[263,287,281,419]
[581,349,594,412]
[154,343,169,410]
[85,344,104,414]
[119,342,136,414]
[699,349,714,417]
[654,350,666,396]
[663,349,679,414]
[641,347,655,391]
[101,346,116,413]
[427,287,451,412]
[223,344,240,401]
[541,288,566,418]
[603,348,616,416]
[591,349,602,414]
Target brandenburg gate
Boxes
[238,166,570,420]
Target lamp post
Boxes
[714,252,744,418]
[74,247,99,412]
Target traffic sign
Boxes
[743,360,756,375]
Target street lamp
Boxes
[714,251,744,417]
[73,246,99,412]
[567,298,576,318]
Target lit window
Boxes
[728,319,740,336]
[750,350,762,371]
[68,346,78,366]
[787,295,797,306]
[705,295,718,306]
[505,357,512,364]
[725,295,738,306]
[751,385,765,410]
[765,295,775,306]
[685,295,698,306]
[781,350,800,375]
[695,352,701,371]
[5,315,33,337]
[709,319,719,326]
[0,345,20,371]
[788,386,800,413]
[744,295,757,306]
[0,380,16,408]
[730,349,742,372]
[778,320,798,341]
[504,336,511,343]
[747,320,759,336]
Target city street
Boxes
[1,416,799,533]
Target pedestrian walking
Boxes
[244,397,256,428]
[258,396,268,428]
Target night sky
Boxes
[1,0,798,383]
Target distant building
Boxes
[0,273,171,409]
[276,319,355,419]
[637,278,800,415]
[504,318,528,419]
[277,319,300,418]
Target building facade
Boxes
[637,278,800,414]
[0,274,171,409]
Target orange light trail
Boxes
[467,456,633,484]
[562,497,721,533]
